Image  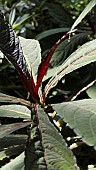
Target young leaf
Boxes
[12,14,30,29]
[0,104,31,119]
[70,0,96,32]
[44,38,96,97]
[0,12,38,102]
[35,32,69,93]
[0,13,29,81]
[52,99,96,149]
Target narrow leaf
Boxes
[12,14,30,29]
[52,99,96,149]
[0,93,31,106]
[9,8,16,25]
[44,38,96,97]
[35,28,70,40]
[35,33,69,93]
[0,104,31,119]
[0,121,31,138]
[70,0,96,32]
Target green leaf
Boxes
[0,152,24,170]
[0,134,27,150]
[50,32,88,67]
[70,0,96,32]
[12,14,30,29]
[35,28,70,40]
[52,99,96,149]
[44,38,96,96]
[86,82,96,99]
[19,36,41,82]
[0,93,31,106]
[0,121,31,138]
[0,104,31,119]
[47,3,73,27]
[0,135,27,160]
[9,8,16,25]
[25,107,78,170]
[0,150,9,160]
[38,107,78,170]
[88,166,96,170]
[0,145,24,160]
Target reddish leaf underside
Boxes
[0,12,70,103]
[35,33,69,95]
[0,12,39,102]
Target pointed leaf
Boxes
[35,33,69,93]
[0,152,24,170]
[0,13,29,83]
[0,121,31,138]
[38,107,78,170]
[52,99,96,149]
[70,0,96,32]
[0,93,31,106]
[35,28,70,40]
[12,14,30,29]
[50,32,88,67]
[0,104,31,119]
[44,38,96,97]
[25,107,78,170]
[0,12,37,101]
[9,8,16,25]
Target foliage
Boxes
[0,0,96,170]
